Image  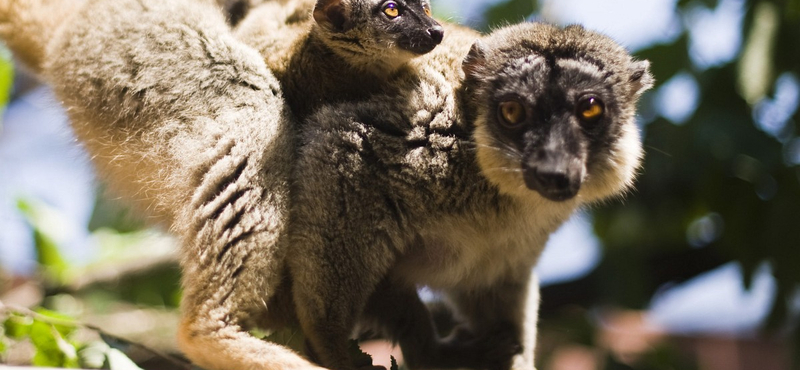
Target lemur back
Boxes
[234,0,444,120]
[0,0,324,369]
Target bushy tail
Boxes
[0,0,85,74]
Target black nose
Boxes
[530,168,569,190]
[523,162,582,202]
[427,25,444,44]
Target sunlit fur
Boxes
[0,1,651,369]
[0,0,86,75]
[1,1,320,370]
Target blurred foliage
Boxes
[0,307,147,370]
[481,0,539,30]
[2,199,186,368]
[13,198,182,309]
[480,0,800,320]
[5,194,384,368]
[478,0,800,367]
[17,198,73,285]
[88,187,149,234]
[594,0,800,327]
[0,43,12,112]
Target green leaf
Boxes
[0,44,13,110]
[30,321,79,368]
[16,198,72,283]
[3,314,34,340]
[107,348,145,370]
[34,308,77,337]
[0,335,8,358]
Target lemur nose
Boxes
[428,25,444,44]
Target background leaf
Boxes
[0,43,13,111]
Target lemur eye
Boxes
[577,96,604,122]
[498,100,526,128]
[423,5,431,16]
[383,1,400,18]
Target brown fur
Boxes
[0,1,651,369]
[234,0,442,120]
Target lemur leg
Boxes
[446,271,540,370]
[178,304,323,370]
[174,128,323,370]
[288,229,394,370]
[360,281,440,369]
[361,281,517,370]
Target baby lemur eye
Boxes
[423,5,431,16]
[498,100,526,128]
[383,1,400,18]
[577,95,604,123]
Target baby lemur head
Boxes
[313,0,443,73]
[463,23,653,203]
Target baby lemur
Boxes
[0,0,652,369]
[233,0,445,120]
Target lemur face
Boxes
[464,23,652,203]
[371,0,443,55]
[313,0,443,63]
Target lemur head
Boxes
[463,23,653,204]
[313,0,444,73]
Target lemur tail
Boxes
[0,0,85,74]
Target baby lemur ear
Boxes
[628,59,655,97]
[462,40,489,78]
[314,0,351,32]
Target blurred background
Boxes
[1,0,799,369]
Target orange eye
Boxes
[424,5,431,16]
[384,2,399,17]
[578,96,604,122]
[498,100,526,127]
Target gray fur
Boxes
[0,1,651,369]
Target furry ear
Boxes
[628,60,654,97]
[313,0,350,32]
[462,40,488,78]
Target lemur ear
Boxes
[462,40,488,78]
[628,60,654,97]
[314,0,351,32]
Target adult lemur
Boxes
[0,0,652,369]
[289,21,652,370]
